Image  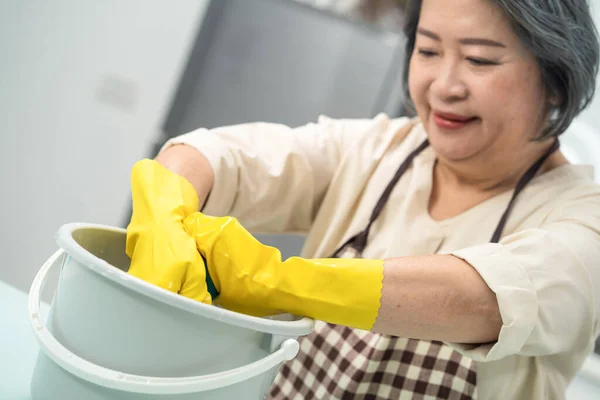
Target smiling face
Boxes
[408,0,550,164]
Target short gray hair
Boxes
[402,0,600,140]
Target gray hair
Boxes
[402,0,600,140]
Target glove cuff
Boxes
[268,257,384,330]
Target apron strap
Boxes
[490,139,560,243]
[335,139,430,255]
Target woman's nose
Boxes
[431,63,468,102]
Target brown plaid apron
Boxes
[267,137,560,400]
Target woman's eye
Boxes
[418,49,438,58]
[467,57,497,66]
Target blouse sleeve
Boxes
[447,189,600,362]
[160,114,409,233]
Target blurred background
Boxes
[1,0,600,322]
[0,0,409,298]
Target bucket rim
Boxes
[55,222,314,337]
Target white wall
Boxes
[0,0,209,294]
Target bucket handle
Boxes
[28,250,300,394]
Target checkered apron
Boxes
[267,138,560,400]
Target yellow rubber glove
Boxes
[125,159,212,303]
[183,213,385,330]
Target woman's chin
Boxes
[427,135,483,162]
[423,122,485,161]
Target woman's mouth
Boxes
[433,111,479,130]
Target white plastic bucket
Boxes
[29,223,314,399]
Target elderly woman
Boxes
[126,0,600,398]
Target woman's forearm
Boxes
[373,255,502,344]
[154,144,215,209]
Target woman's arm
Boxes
[374,192,600,361]
[155,144,215,209]
[374,255,502,344]
[150,116,396,233]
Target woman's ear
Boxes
[547,89,563,107]
[548,96,561,107]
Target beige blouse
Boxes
[161,113,600,400]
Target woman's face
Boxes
[408,0,549,163]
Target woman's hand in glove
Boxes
[184,212,385,330]
[125,159,213,303]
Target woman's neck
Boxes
[428,141,568,222]
[435,140,567,194]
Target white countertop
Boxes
[1,279,599,399]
